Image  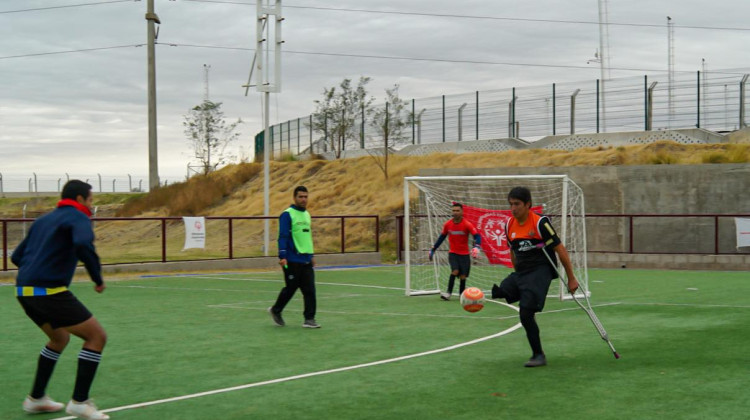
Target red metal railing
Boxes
[2,215,379,271]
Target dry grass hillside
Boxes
[108,141,750,261]
[3,141,749,263]
[118,140,750,219]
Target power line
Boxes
[0,44,144,60]
[181,0,750,32]
[3,41,747,77]
[158,41,664,73]
[0,0,136,14]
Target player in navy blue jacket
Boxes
[13,180,110,420]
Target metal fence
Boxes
[259,68,750,158]
[395,213,750,262]
[0,172,192,194]
[1,215,380,271]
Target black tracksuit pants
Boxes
[272,262,316,320]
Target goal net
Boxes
[403,175,589,300]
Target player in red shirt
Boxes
[429,202,482,300]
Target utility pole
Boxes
[203,64,211,173]
[146,0,160,190]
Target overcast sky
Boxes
[1,0,749,191]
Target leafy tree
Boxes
[311,77,374,159]
[369,85,411,179]
[183,101,242,175]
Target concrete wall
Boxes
[419,163,750,270]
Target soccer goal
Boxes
[403,175,589,300]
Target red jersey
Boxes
[441,218,478,255]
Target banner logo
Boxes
[463,204,543,267]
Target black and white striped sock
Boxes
[31,346,61,399]
[72,348,102,402]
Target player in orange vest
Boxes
[491,187,579,367]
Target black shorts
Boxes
[17,291,93,329]
[496,265,554,312]
[448,253,471,277]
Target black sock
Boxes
[73,348,102,402]
[31,346,61,399]
[520,308,543,356]
[446,275,456,294]
[459,279,466,295]
[491,284,505,299]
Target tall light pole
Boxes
[244,1,282,256]
[702,58,708,128]
[146,0,160,190]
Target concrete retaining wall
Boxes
[420,163,750,271]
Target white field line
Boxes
[622,302,750,309]
[540,302,622,315]
[191,274,406,291]
[210,302,522,321]
[111,284,394,299]
[50,300,521,419]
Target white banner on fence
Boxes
[183,217,206,250]
[735,218,750,248]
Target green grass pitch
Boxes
[2,266,750,419]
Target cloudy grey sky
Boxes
[1,0,748,191]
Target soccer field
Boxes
[2,266,749,420]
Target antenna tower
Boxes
[667,17,675,126]
[597,0,611,131]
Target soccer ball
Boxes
[460,287,485,313]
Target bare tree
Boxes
[369,85,411,180]
[183,101,242,174]
[311,77,374,159]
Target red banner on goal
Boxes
[462,204,544,267]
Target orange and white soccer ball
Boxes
[460,287,485,313]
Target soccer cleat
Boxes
[440,292,451,301]
[23,395,64,413]
[524,354,547,368]
[65,399,110,420]
[268,307,285,326]
[302,319,321,328]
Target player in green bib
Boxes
[268,186,320,328]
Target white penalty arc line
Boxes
[51,303,521,419]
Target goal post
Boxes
[403,175,589,300]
